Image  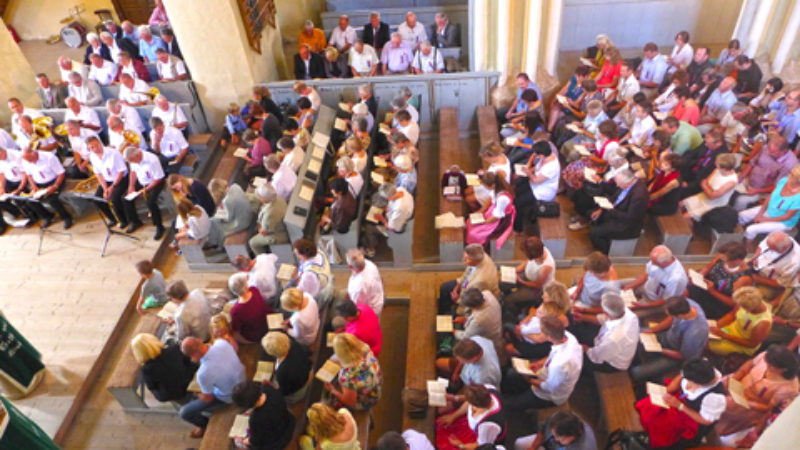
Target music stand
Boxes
[74,193,140,257]
[9,194,72,256]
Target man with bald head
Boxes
[397,11,427,51]
[623,245,688,310]
[750,231,800,289]
[179,336,245,438]
[151,94,188,130]
[767,90,800,141]
[107,115,145,151]
[57,56,88,84]
[697,76,736,133]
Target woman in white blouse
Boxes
[667,30,694,75]
[280,288,320,347]
[466,142,511,210]
[681,153,738,224]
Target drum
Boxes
[60,21,87,48]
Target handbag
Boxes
[604,429,650,450]
[536,201,560,218]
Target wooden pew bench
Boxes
[609,236,640,257]
[438,107,466,263]
[477,105,500,170]
[656,212,692,255]
[594,371,643,434]
[539,214,568,259]
[710,225,744,253]
[106,313,164,412]
[387,218,414,267]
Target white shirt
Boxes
[289,293,319,347]
[67,129,99,160]
[402,429,435,450]
[329,26,357,52]
[107,41,122,63]
[680,371,727,422]
[529,157,560,202]
[152,126,188,158]
[119,79,151,104]
[397,21,428,48]
[152,103,188,129]
[303,88,321,111]
[617,75,640,102]
[65,106,102,131]
[185,208,211,240]
[118,61,142,80]
[68,80,102,106]
[490,192,512,219]
[280,147,304,173]
[352,153,367,173]
[753,239,800,286]
[387,187,414,231]
[398,121,420,145]
[412,48,444,73]
[587,308,640,369]
[130,150,165,185]
[109,126,147,150]
[22,151,64,184]
[113,104,146,133]
[347,259,385,316]
[533,332,583,405]
[398,103,420,124]
[157,57,187,80]
[88,60,119,86]
[89,147,128,183]
[524,248,556,286]
[0,129,19,151]
[60,62,89,83]
[639,54,669,85]
[630,115,656,146]
[643,258,688,301]
[348,45,379,73]
[0,149,24,183]
[11,108,43,138]
[248,253,278,301]
[297,253,327,297]
[669,43,694,73]
[346,172,363,197]
[271,165,297,200]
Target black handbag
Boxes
[605,429,650,450]
[536,201,561,218]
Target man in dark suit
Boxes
[679,127,727,198]
[161,28,183,60]
[362,12,390,51]
[35,73,67,109]
[431,13,459,48]
[83,34,112,64]
[587,169,649,254]
[294,44,325,80]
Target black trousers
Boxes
[66,164,91,180]
[28,181,71,221]
[157,154,182,175]
[131,180,164,228]
[501,367,556,411]
[589,220,639,254]
[438,280,459,314]
[513,178,538,233]
[93,182,132,224]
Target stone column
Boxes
[495,0,511,85]
[745,0,776,57]
[772,0,800,74]
[544,0,563,77]
[732,0,759,42]
[524,0,543,81]
[469,0,488,72]
[0,18,40,126]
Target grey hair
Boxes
[651,245,673,265]
[358,84,372,95]
[371,192,388,208]
[255,183,276,202]
[154,94,167,103]
[108,115,123,128]
[106,98,120,109]
[369,11,380,19]
[391,31,401,39]
[436,13,448,21]
[86,32,99,43]
[464,244,485,262]
[391,96,408,110]
[68,71,83,81]
[336,156,354,172]
[398,86,413,98]
[601,292,626,318]
[614,168,635,185]
[99,31,113,40]
[123,146,141,161]
[419,40,432,50]
[378,183,396,198]
[138,25,151,34]
[228,272,249,296]
[339,14,349,20]
[730,102,748,114]
[767,231,793,252]
[346,248,366,270]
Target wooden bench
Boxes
[609,237,640,257]
[477,105,500,169]
[106,313,164,412]
[594,371,643,434]
[438,107,466,263]
[710,225,744,253]
[539,215,568,259]
[223,228,253,262]
[656,212,692,255]
[388,218,414,267]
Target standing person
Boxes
[397,11,428,51]
[131,332,197,403]
[179,337,245,438]
[123,146,166,239]
[280,288,320,348]
[228,273,272,345]
[362,12,390,51]
[329,15,357,54]
[231,381,295,450]
[334,301,382,357]
[431,13,459,48]
[345,249,385,316]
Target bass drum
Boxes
[60,21,87,48]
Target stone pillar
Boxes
[0,18,40,126]
[524,0,543,81]
[745,0,776,57]
[161,0,285,127]
[772,0,800,74]
[495,0,511,85]
[544,0,563,77]
[469,0,488,72]
[733,0,759,42]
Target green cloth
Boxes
[0,315,44,393]
[142,295,164,309]
[0,396,60,449]
[670,121,704,155]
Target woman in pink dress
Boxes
[466,172,515,252]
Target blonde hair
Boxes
[733,286,764,312]
[605,46,622,65]
[537,301,563,318]
[715,153,737,171]
[544,281,572,314]
[306,403,346,440]
[210,314,233,342]
[177,197,200,220]
[262,331,290,358]
[596,34,612,47]
[208,178,227,205]
[293,81,308,94]
[324,47,339,60]
[281,287,304,311]
[332,333,368,367]
[130,333,164,365]
[344,136,363,155]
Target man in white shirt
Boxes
[362,184,414,258]
[99,31,123,63]
[123,146,166,239]
[107,116,146,151]
[166,280,212,341]
[292,81,321,111]
[329,15,357,53]
[608,60,640,110]
[391,96,419,124]
[118,73,151,107]
[397,12,427,51]
[503,316,583,410]
[637,42,668,99]
[155,48,188,81]
[14,115,58,152]
[107,98,146,134]
[64,97,102,133]
[64,119,97,179]
[622,103,656,147]
[348,40,379,78]
[411,41,444,74]
[231,253,279,305]
[20,148,73,229]
[264,154,296,201]
[67,72,103,106]
[7,97,43,138]
[0,129,20,151]
[117,52,150,82]
[87,53,118,86]
[624,245,688,311]
[152,94,188,130]
[750,231,800,288]
[346,249,385,316]
[57,56,88,84]
[698,77,737,132]
[149,116,189,172]
[583,292,639,372]
[0,148,32,229]
[395,110,419,145]
[277,136,304,173]
[87,135,132,227]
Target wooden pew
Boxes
[539,214,568,260]
[388,218,415,267]
[710,225,744,253]
[594,371,643,434]
[106,314,164,412]
[656,212,692,255]
[438,107,466,263]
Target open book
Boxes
[371,171,385,184]
[252,177,267,187]
[579,57,597,68]
[621,289,637,307]
[334,118,348,131]
[233,148,249,158]
[707,320,723,340]
[373,156,387,168]
[584,167,598,181]
[338,102,351,113]
[156,301,178,320]
[514,164,528,177]
[312,132,330,149]
[593,196,614,210]
[728,378,750,409]
[688,269,707,289]
[427,378,449,407]
[299,185,314,202]
[124,190,142,201]
[556,94,570,106]
[640,333,663,352]
[504,136,517,146]
[469,212,485,225]
[267,313,284,330]
[228,414,249,439]
[307,159,322,174]
[253,361,275,382]
[512,357,535,376]
[465,174,480,186]
[501,266,517,284]
[436,315,453,333]
[315,359,341,383]
[434,212,465,229]
[366,205,383,224]
[276,264,295,282]
[574,144,592,156]
[647,382,669,408]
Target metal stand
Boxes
[37,227,71,256]
[86,196,140,257]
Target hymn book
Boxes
[379,123,391,136]
[628,145,645,159]
[276,264,296,282]
[299,185,314,202]
[326,332,336,347]
[315,359,341,383]
[384,112,395,123]
[639,333,663,352]
[707,320,722,340]
[124,190,142,201]
[233,148,249,158]
[434,212,465,229]
[253,361,275,382]
[688,269,707,289]
[504,136,517,146]
[436,315,454,333]
[501,266,517,284]
[312,132,330,149]
[307,159,322,174]
[728,378,750,409]
[187,373,201,393]
[371,172,385,184]
[584,167,598,181]
[373,156,387,167]
[465,174,480,186]
[647,382,669,408]
[514,164,528,177]
[334,118,348,131]
[565,123,582,134]
[228,414,249,439]
[32,189,49,200]
[469,213,485,225]
[556,94,569,106]
[593,196,614,210]
[579,57,597,68]
[156,301,178,320]
[653,111,669,121]
[574,144,591,156]
[621,289,637,307]
[252,177,267,187]
[311,146,325,159]
[427,379,448,407]
[338,102,351,113]
[512,357,536,376]
[267,313,284,330]
[366,206,383,224]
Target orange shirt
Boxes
[298,28,327,53]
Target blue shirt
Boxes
[198,340,246,403]
[225,114,247,136]
[139,36,167,62]
[613,182,635,206]
[705,89,737,119]
[638,54,669,85]
[662,299,708,360]
[565,75,583,100]
[516,81,544,113]
[394,169,418,193]
[766,176,800,227]
[123,29,140,45]
[770,102,800,141]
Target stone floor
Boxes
[17,38,85,83]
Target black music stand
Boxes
[76,194,140,257]
[10,194,72,256]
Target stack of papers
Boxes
[688,269,707,289]
[267,313,284,330]
[299,185,314,202]
[593,196,614,210]
[307,159,322,174]
[427,378,448,407]
[124,190,142,201]
[647,382,669,408]
[229,414,249,439]
[501,266,517,284]
[366,205,383,223]
[514,164,528,177]
[434,212,465,229]
[436,315,453,332]
[565,123,582,133]
[465,174,480,186]
[371,172,385,184]
[579,57,597,68]
[276,264,296,282]
[253,361,275,382]
[334,118,348,131]
[156,301,178,320]
[574,144,591,156]
[640,333,663,352]
[469,212,485,225]
[379,123,391,135]
[338,102,351,113]
[312,132,330,149]
[252,177,267,187]
[315,359,341,383]
[373,156,387,168]
[311,146,325,159]
[233,148,249,158]
[621,289,637,307]
[512,357,535,376]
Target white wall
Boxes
[558,0,742,51]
